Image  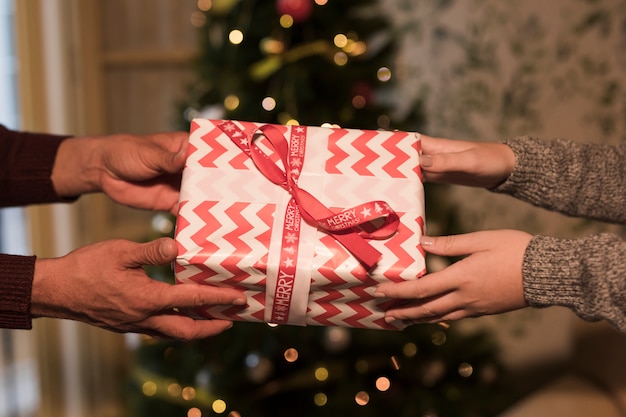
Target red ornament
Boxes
[276,0,313,23]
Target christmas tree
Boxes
[130,1,509,416]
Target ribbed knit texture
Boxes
[0,124,71,329]
[0,125,69,207]
[493,137,626,331]
[0,254,35,329]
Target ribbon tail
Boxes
[333,232,382,270]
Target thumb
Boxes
[128,238,178,267]
[142,142,186,175]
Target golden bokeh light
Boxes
[314,392,328,406]
[376,376,391,392]
[187,407,202,417]
[142,381,157,397]
[355,391,370,406]
[229,30,244,45]
[314,367,329,381]
[280,14,294,28]
[377,66,392,82]
[284,348,299,362]
[212,399,227,414]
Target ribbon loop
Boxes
[218,121,399,269]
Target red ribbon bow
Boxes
[218,121,399,270]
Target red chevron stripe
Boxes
[251,292,266,321]
[175,201,191,247]
[190,119,201,134]
[252,204,275,274]
[325,128,350,174]
[186,142,198,160]
[219,202,254,285]
[416,215,426,262]
[413,140,423,181]
[350,129,379,176]
[190,201,221,256]
[229,150,251,170]
[313,234,351,288]
[383,213,414,283]
[310,289,344,326]
[198,127,227,167]
[381,131,411,179]
[343,298,375,328]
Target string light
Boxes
[333,34,348,48]
[431,331,447,346]
[212,399,227,414]
[355,391,370,406]
[403,342,418,357]
[314,393,328,406]
[197,0,211,11]
[314,0,328,4]
[375,377,391,392]
[333,51,348,66]
[187,407,202,417]
[142,381,157,396]
[182,386,197,401]
[224,95,240,111]
[228,30,244,45]
[458,363,473,377]
[279,15,294,28]
[377,66,392,82]
[284,348,299,362]
[314,367,329,381]
[262,97,276,111]
[167,382,182,397]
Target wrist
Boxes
[51,136,104,197]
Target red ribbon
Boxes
[218,121,399,270]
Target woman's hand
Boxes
[420,135,516,188]
[32,237,246,340]
[375,230,532,324]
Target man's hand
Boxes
[31,238,247,340]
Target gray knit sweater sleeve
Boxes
[492,137,626,331]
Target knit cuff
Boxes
[0,254,35,329]
[523,234,626,330]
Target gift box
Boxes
[174,119,426,330]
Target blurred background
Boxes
[0,0,625,416]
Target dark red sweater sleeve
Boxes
[0,254,36,329]
[0,124,71,329]
[0,124,71,207]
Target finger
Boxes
[375,273,455,300]
[420,233,495,257]
[420,136,475,156]
[154,282,247,310]
[146,314,234,340]
[124,237,178,267]
[383,294,465,323]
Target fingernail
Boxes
[373,291,386,298]
[232,298,247,306]
[420,154,433,167]
[420,235,435,246]
[384,316,396,324]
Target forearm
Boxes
[494,137,626,223]
[0,254,35,329]
[523,234,626,331]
